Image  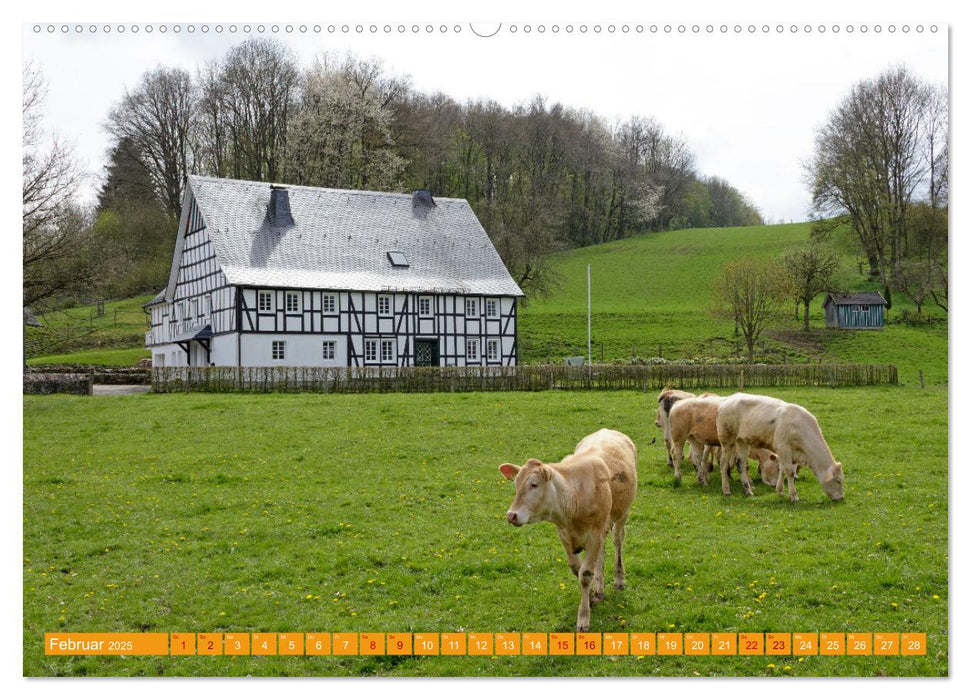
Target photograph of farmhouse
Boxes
[21,11,949,684]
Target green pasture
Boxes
[519,222,947,384]
[23,386,947,677]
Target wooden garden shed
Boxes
[822,292,888,329]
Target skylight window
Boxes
[387,251,410,268]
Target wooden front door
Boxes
[415,339,440,367]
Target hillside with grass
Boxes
[519,222,947,385]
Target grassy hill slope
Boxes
[519,222,947,385]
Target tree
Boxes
[780,241,843,331]
[23,63,101,309]
[808,66,942,307]
[286,53,408,191]
[711,259,793,363]
[197,38,299,182]
[105,67,195,217]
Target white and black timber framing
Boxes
[146,178,522,368]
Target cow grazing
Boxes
[706,445,781,487]
[667,395,724,485]
[716,393,844,501]
[499,429,638,632]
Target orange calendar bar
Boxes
[522,633,548,655]
[603,633,629,656]
[874,633,899,656]
[657,633,682,655]
[387,633,412,655]
[630,633,656,655]
[306,633,331,655]
[468,633,493,656]
[901,633,927,656]
[198,633,222,656]
[550,633,575,655]
[251,633,277,655]
[577,633,602,656]
[847,633,871,656]
[332,633,358,656]
[766,633,790,655]
[685,633,709,656]
[170,633,195,656]
[820,633,845,656]
[413,633,439,655]
[361,633,385,655]
[279,633,304,656]
[224,632,250,655]
[739,633,763,655]
[793,633,817,655]
[45,633,169,656]
[495,633,520,655]
[711,633,736,656]
[440,633,466,656]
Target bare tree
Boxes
[780,241,843,331]
[23,63,101,308]
[711,259,793,363]
[197,38,299,182]
[808,66,938,307]
[105,67,195,217]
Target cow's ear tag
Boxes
[499,463,521,480]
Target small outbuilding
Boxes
[822,292,888,329]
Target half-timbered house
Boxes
[145,176,524,368]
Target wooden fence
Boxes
[151,363,898,394]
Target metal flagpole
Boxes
[587,264,592,373]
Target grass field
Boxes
[23,386,947,677]
[518,222,948,385]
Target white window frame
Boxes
[861,304,870,313]
[486,299,499,318]
[204,294,212,317]
[466,337,480,362]
[364,339,378,363]
[190,298,198,319]
[380,338,395,363]
[466,298,478,317]
[322,340,336,360]
[487,338,500,362]
[286,291,301,313]
[322,294,337,315]
[378,295,392,317]
[419,296,433,317]
[271,340,286,361]
[258,290,273,312]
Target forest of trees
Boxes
[51,38,762,305]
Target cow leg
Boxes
[612,515,628,590]
[719,443,734,496]
[689,438,707,485]
[785,464,799,502]
[556,527,582,577]
[592,541,606,604]
[576,531,605,632]
[736,441,755,496]
[670,439,685,484]
[773,448,798,502]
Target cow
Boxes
[655,388,696,468]
[705,445,781,487]
[499,429,638,632]
[716,393,844,502]
[667,395,724,485]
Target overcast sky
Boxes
[22,22,947,223]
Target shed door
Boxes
[415,339,440,367]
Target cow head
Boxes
[654,406,663,429]
[821,462,844,501]
[499,458,555,527]
[760,452,781,486]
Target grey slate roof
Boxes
[185,175,524,297]
[144,289,166,307]
[823,292,888,307]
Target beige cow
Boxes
[499,429,638,632]
[716,392,844,502]
[667,395,724,485]
[705,445,781,487]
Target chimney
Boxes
[412,189,435,209]
[268,185,294,226]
